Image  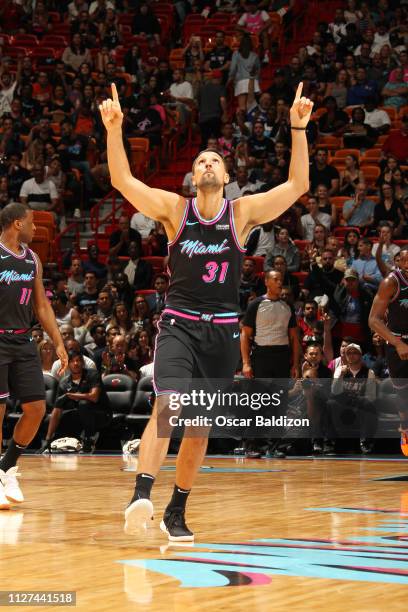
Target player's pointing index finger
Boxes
[294,82,303,102]
[111,82,119,102]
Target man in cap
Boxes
[328,343,377,454]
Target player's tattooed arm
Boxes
[31,254,68,375]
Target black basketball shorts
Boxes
[386,343,408,390]
[0,334,46,404]
[153,308,241,396]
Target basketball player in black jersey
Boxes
[369,248,408,456]
[0,203,68,509]
[100,83,313,540]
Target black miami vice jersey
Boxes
[0,241,37,331]
[388,269,408,336]
[165,198,246,314]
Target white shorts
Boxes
[234,79,261,97]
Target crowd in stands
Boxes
[0,0,407,453]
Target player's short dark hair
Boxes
[192,149,226,173]
[0,202,29,230]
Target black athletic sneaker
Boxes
[160,507,194,542]
[360,439,374,455]
[81,438,94,454]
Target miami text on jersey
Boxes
[179,239,230,259]
[0,270,35,284]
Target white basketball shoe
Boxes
[124,498,154,534]
[0,467,24,503]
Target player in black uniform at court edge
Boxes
[100,83,313,541]
[369,248,408,456]
[0,203,68,509]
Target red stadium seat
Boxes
[141,256,165,275]
[292,271,308,285]
[333,226,360,238]
[11,34,38,47]
[135,289,155,297]
[294,240,309,252]
[42,34,68,48]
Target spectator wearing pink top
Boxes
[237,0,272,64]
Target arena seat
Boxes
[42,34,68,48]
[361,165,380,187]
[333,149,360,161]
[361,149,381,164]
[376,377,399,436]
[141,256,165,275]
[331,196,349,210]
[135,289,155,297]
[125,376,153,435]
[33,211,57,241]
[31,47,57,61]
[128,137,150,176]
[333,226,360,238]
[292,271,308,285]
[131,376,153,416]
[43,374,58,413]
[11,34,38,46]
[293,240,309,252]
[102,374,136,425]
[319,135,342,151]
[380,107,398,122]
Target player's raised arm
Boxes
[233,83,313,240]
[99,84,184,233]
[369,276,408,359]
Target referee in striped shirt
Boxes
[241,270,302,457]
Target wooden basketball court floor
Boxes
[1,455,408,612]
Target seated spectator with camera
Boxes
[328,343,377,454]
[41,350,111,454]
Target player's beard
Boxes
[198,173,221,190]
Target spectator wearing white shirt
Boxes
[0,72,17,118]
[168,68,194,125]
[372,22,390,54]
[181,171,197,197]
[371,223,400,265]
[19,164,59,212]
[301,197,332,241]
[89,0,115,17]
[364,98,391,135]
[245,221,275,257]
[328,9,348,44]
[51,337,96,381]
[68,0,89,21]
[224,167,257,200]
[130,211,155,239]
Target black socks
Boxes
[0,439,27,472]
[130,473,155,503]
[166,484,191,512]
[130,475,191,512]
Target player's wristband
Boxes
[291,126,307,130]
